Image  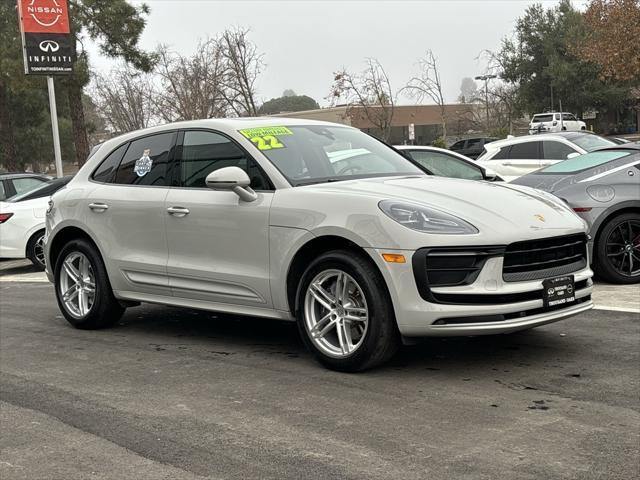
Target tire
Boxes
[26,230,46,270]
[295,250,400,372]
[54,238,125,329]
[593,212,640,284]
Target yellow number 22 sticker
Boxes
[239,126,292,151]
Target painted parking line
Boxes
[0,273,49,282]
[593,305,640,314]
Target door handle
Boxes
[502,161,513,166]
[167,206,190,217]
[88,202,109,212]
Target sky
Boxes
[87,0,584,107]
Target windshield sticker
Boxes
[239,126,292,151]
[134,149,153,177]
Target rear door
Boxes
[83,132,177,297]
[484,141,542,179]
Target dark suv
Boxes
[449,137,498,160]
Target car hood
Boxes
[511,173,571,193]
[300,175,584,232]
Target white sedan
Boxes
[45,119,593,371]
[0,176,72,269]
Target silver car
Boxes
[513,145,640,284]
[45,119,594,371]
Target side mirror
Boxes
[566,152,580,159]
[484,171,498,181]
[205,166,257,202]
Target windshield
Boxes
[570,134,616,152]
[541,151,631,173]
[240,125,423,185]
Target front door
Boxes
[83,132,177,296]
[165,130,274,309]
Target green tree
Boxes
[65,0,155,166]
[497,0,630,116]
[258,94,320,115]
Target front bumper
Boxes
[367,248,594,337]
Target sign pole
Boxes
[47,76,64,178]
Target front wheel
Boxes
[593,213,640,284]
[296,250,399,372]
[54,239,125,329]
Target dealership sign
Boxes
[17,0,74,75]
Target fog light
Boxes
[382,253,406,263]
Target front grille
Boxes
[502,234,588,282]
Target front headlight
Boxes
[379,200,478,234]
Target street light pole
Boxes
[475,74,497,133]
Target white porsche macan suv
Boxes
[45,119,594,371]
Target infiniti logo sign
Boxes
[39,39,60,52]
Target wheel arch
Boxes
[285,235,385,316]
[47,225,104,273]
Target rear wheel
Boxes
[296,250,399,372]
[26,230,46,270]
[54,239,125,329]
[594,213,640,284]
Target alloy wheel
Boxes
[33,234,46,267]
[605,219,640,278]
[304,269,369,358]
[59,252,96,318]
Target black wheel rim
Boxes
[605,219,640,277]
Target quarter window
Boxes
[179,130,270,190]
[114,133,175,186]
[92,143,128,183]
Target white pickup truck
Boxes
[529,112,586,134]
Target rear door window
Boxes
[114,133,176,186]
[542,141,578,160]
[508,141,541,159]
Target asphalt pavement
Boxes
[0,261,639,479]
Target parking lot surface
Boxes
[1,262,639,479]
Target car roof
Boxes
[486,132,594,148]
[0,172,50,180]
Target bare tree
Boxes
[219,27,264,117]
[329,58,395,142]
[153,39,227,122]
[93,66,156,134]
[404,50,447,139]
